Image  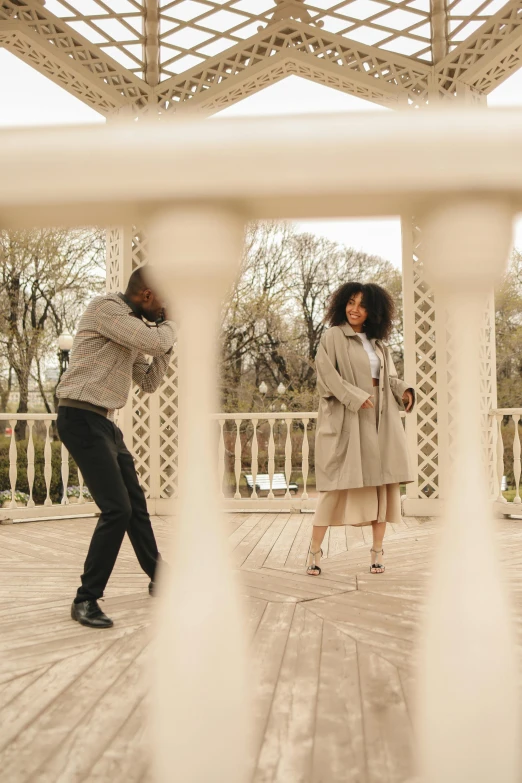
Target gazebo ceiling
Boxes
[0,0,521,114]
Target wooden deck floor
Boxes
[1,512,521,782]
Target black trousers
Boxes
[57,406,159,603]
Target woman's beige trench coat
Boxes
[315,323,415,492]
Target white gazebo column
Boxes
[402,217,449,516]
[106,225,173,510]
[147,205,250,783]
[417,198,519,783]
[401,214,498,515]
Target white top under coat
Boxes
[359,332,381,379]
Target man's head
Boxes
[125,267,165,323]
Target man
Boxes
[57,267,175,629]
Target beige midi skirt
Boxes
[314,387,402,527]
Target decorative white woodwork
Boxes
[436,0,522,97]
[26,419,35,508]
[211,412,318,510]
[492,409,522,508]
[251,418,259,500]
[3,0,517,520]
[5,0,521,121]
[147,206,249,783]
[217,418,226,498]
[267,418,276,499]
[512,413,521,503]
[301,416,310,500]
[418,199,518,783]
[0,414,96,522]
[8,420,17,509]
[234,418,242,499]
[60,442,69,506]
[284,417,292,498]
[43,420,53,507]
[156,21,429,113]
[1,110,522,780]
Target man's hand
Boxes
[360,395,374,409]
[402,389,414,412]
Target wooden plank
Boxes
[0,645,106,755]
[312,621,365,783]
[228,514,267,549]
[231,515,275,568]
[88,698,149,783]
[255,605,322,783]
[358,645,413,783]
[327,525,347,559]
[243,514,293,571]
[284,516,313,570]
[30,637,149,782]
[263,515,302,569]
[249,602,296,770]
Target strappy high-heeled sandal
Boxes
[306,547,323,576]
[370,548,385,574]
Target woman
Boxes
[307,282,414,576]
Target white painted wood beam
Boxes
[435,0,522,94]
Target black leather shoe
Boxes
[148,581,155,596]
[71,599,114,628]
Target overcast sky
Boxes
[1,48,522,268]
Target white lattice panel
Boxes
[106,227,124,292]
[132,387,153,496]
[436,0,522,97]
[411,221,440,499]
[447,0,514,50]
[480,293,498,496]
[0,0,151,111]
[157,0,433,79]
[129,229,152,497]
[156,20,430,110]
[40,0,146,77]
[158,355,179,498]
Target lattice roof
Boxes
[1,0,521,114]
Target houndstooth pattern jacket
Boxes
[56,293,176,414]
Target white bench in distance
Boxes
[245,473,298,496]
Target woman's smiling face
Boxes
[345,291,368,332]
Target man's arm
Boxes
[94,299,175,357]
[133,349,173,394]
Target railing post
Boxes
[147,205,250,783]
[267,419,275,499]
[217,418,225,498]
[250,418,259,499]
[234,419,242,499]
[26,419,36,508]
[418,198,519,783]
[284,417,292,498]
[8,419,17,509]
[512,414,521,504]
[495,412,507,504]
[301,417,310,500]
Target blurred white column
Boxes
[147,205,250,783]
[417,199,519,783]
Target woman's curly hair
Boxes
[325,282,395,341]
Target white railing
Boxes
[0,413,96,522]
[1,408,408,518]
[213,412,317,510]
[492,408,522,512]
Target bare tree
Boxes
[219,221,403,412]
[0,228,105,433]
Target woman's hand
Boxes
[360,395,374,409]
[402,389,414,412]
